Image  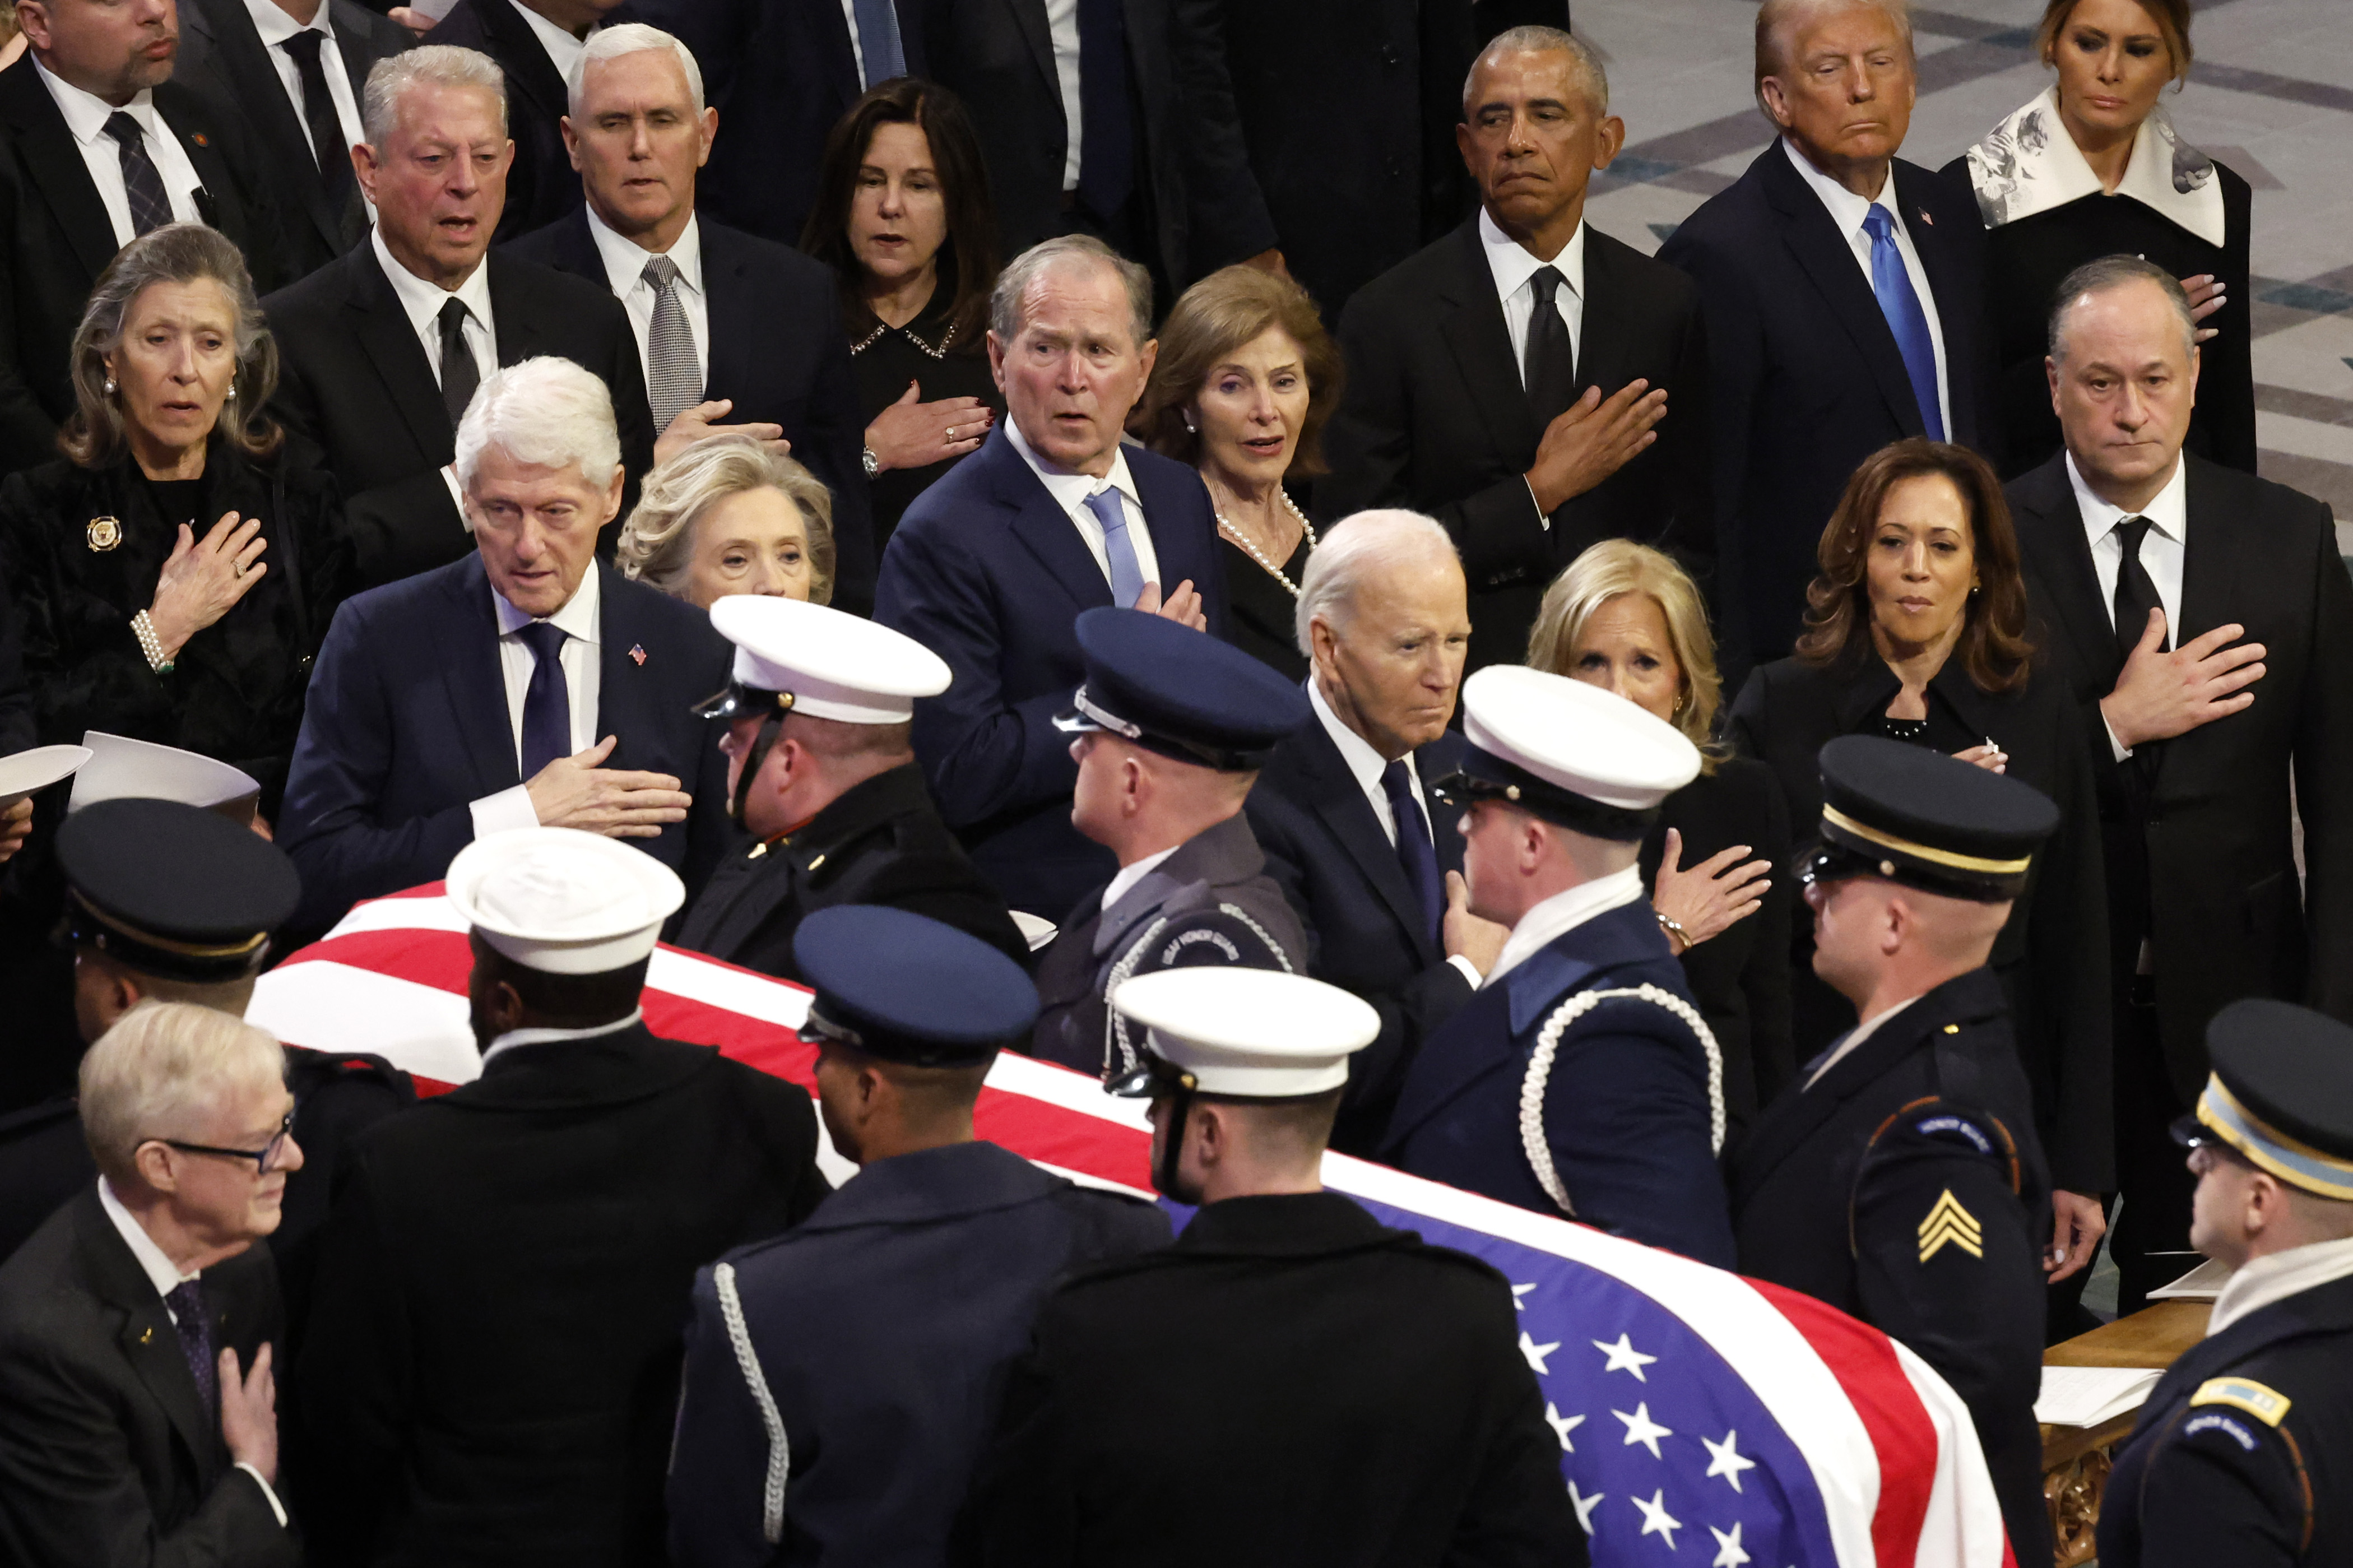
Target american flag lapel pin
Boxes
[629,644,647,667]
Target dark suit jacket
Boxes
[504,207,880,612]
[174,0,411,284]
[872,428,1227,918]
[296,1023,829,1567]
[277,554,738,940]
[0,56,282,476]
[0,1187,299,1566]
[1658,144,1997,668]
[1322,216,1712,672]
[1245,722,1469,1156]
[262,245,656,588]
[2008,452,2353,1103]
[422,0,581,246]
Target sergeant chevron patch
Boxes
[1917,1190,1983,1261]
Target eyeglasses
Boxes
[156,1111,295,1176]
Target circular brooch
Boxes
[86,516,122,552]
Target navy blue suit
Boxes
[1385,897,1736,1267]
[873,429,1226,918]
[668,1140,1167,1568]
[278,555,738,938]
[505,208,880,613]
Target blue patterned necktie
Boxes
[162,1279,217,1415]
[516,620,572,780]
[1860,205,1944,442]
[1083,488,1145,607]
[1381,760,1445,948]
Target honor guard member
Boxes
[667,907,1168,1568]
[960,967,1588,1567]
[1029,609,1312,1078]
[1726,736,2057,1566]
[0,801,411,1315]
[675,597,1027,977]
[2099,1000,2353,1568]
[1384,668,1735,1267]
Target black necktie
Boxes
[1381,760,1445,949]
[2111,514,2168,665]
[1524,265,1577,435]
[281,31,355,205]
[438,297,480,429]
[516,620,572,780]
[103,112,171,238]
[1074,0,1133,219]
[162,1279,217,1416]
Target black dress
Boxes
[1727,647,2115,1196]
[1217,526,1312,684]
[1941,155,2255,479]
[847,291,1004,556]
[1640,755,1795,1134]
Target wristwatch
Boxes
[860,445,880,479]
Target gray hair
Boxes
[988,235,1154,354]
[1463,25,1611,117]
[617,434,837,605]
[63,222,279,467]
[80,1001,285,1186]
[364,45,509,146]
[2048,254,2198,363]
[1755,0,1915,115]
[454,356,622,493]
[1294,509,1461,656]
[567,23,704,118]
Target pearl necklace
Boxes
[1213,490,1317,597]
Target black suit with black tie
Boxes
[0,54,282,476]
[174,0,412,285]
[1320,216,1711,674]
[262,246,657,589]
[421,0,582,247]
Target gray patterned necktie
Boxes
[104,112,171,237]
[641,255,702,431]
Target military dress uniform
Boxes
[2099,1000,2353,1568]
[668,907,1168,1568]
[1727,736,2059,1565]
[1384,667,1735,1266]
[1028,609,1312,1077]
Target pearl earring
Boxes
[1184,414,1198,434]
[103,377,117,397]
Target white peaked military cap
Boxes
[445,827,686,974]
[703,594,950,725]
[1437,666,1701,839]
[1110,968,1381,1098]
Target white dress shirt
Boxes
[370,226,495,391]
[96,1179,290,1528]
[1101,845,1179,913]
[468,567,605,837]
[586,206,710,397]
[2068,451,2187,763]
[1483,864,1646,988]
[1046,0,1083,190]
[1803,993,1923,1089]
[2207,1235,2353,1338]
[482,1007,644,1069]
[509,0,596,76]
[1479,208,1585,386]
[31,60,206,249]
[244,0,366,168]
[1781,137,1952,439]
[1003,419,1164,593]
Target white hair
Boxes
[363,45,508,146]
[454,356,623,492]
[1294,509,1461,656]
[1463,25,1611,116]
[567,24,705,118]
[80,1001,285,1186]
[989,235,1154,353]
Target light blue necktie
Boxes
[1084,488,1146,608]
[851,0,906,86]
[1860,205,1944,442]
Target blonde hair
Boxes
[80,1001,285,1185]
[1526,540,1729,772]
[615,435,837,606]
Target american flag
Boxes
[251,887,2018,1568]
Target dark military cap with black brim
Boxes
[1799,734,2059,903]
[793,906,1040,1068]
[2173,999,2353,1200]
[1053,607,1312,772]
[58,799,300,984]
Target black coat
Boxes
[0,1093,84,1268]
[1244,722,1470,1156]
[1322,216,1712,674]
[669,1139,1169,1568]
[0,1186,298,1566]
[1657,146,1998,669]
[421,0,582,247]
[504,207,880,613]
[261,246,657,590]
[173,0,412,285]
[672,762,1027,979]
[1642,757,1794,1130]
[1940,155,2256,480]
[0,56,285,477]
[954,1191,1588,1568]
[2099,1271,2353,1568]
[2008,452,2353,1103]
[295,1023,828,1567]
[0,443,351,817]
[1725,967,2052,1566]
[844,294,1001,558]
[1727,646,2114,1191]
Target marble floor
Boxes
[1575,0,2353,535]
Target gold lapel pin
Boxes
[138,1326,153,1345]
[87,516,122,552]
